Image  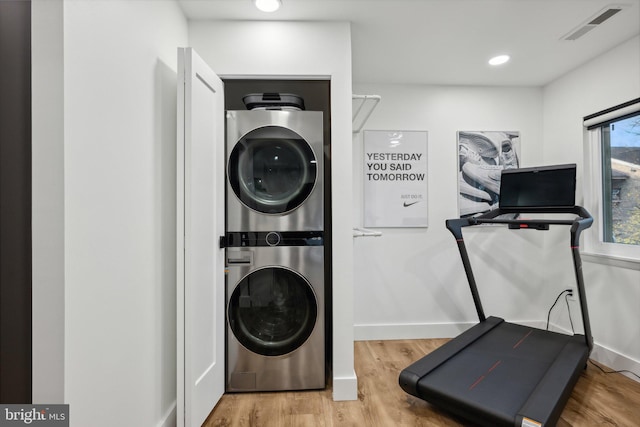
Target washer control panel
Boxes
[225,231,324,247]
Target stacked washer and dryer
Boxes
[225,94,325,392]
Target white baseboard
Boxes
[354,320,547,341]
[355,321,640,384]
[590,342,640,383]
[550,322,640,383]
[354,321,475,341]
[332,372,358,401]
[156,401,177,427]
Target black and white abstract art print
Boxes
[457,131,520,217]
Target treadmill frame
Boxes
[447,205,594,351]
[399,206,594,427]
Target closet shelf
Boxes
[352,94,381,134]
[353,227,382,238]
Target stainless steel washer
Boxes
[225,231,325,392]
[226,110,324,232]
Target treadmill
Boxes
[399,164,594,427]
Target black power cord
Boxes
[564,293,575,334]
[546,289,572,331]
[546,289,640,381]
[588,359,640,381]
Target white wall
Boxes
[33,1,188,426]
[188,20,357,401]
[352,84,551,339]
[351,35,640,380]
[542,35,640,378]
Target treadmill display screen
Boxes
[499,164,576,209]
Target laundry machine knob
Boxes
[265,232,281,246]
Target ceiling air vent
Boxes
[562,4,626,41]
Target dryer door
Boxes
[228,266,317,356]
[228,126,318,214]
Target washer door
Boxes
[228,126,318,214]
[228,266,317,357]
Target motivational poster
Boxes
[364,130,428,227]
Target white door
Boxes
[177,47,225,427]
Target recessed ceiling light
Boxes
[488,55,510,66]
[254,0,282,13]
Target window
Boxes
[583,99,640,265]
[601,114,640,245]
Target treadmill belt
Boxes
[411,319,589,426]
[421,323,565,421]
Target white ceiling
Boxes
[178,0,640,86]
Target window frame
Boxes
[582,99,640,269]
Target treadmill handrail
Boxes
[445,205,594,351]
[477,205,591,218]
[446,206,592,237]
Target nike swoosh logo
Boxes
[403,201,420,207]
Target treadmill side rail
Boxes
[399,317,503,396]
[516,338,590,427]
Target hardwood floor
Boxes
[203,339,640,426]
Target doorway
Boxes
[0,0,32,403]
[223,79,333,373]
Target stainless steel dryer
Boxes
[226,110,324,232]
[225,231,325,392]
